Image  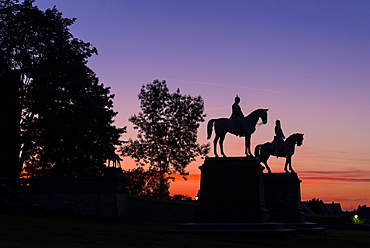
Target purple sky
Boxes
[36,0,370,210]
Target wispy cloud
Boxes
[166,78,291,95]
[301,181,329,185]
[175,174,370,184]
[300,170,370,175]
[175,170,370,181]
[301,177,370,182]
[299,169,370,183]
[271,105,370,114]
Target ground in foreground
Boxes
[0,214,369,248]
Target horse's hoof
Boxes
[222,155,227,158]
[268,170,272,173]
[290,170,296,174]
[285,170,289,173]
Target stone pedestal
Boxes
[195,157,269,223]
[176,158,325,236]
[99,168,129,219]
[263,173,305,223]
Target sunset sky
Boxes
[36,0,370,210]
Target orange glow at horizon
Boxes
[168,172,370,211]
[122,154,370,211]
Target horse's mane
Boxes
[244,108,266,118]
[286,133,303,142]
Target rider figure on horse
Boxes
[230,95,244,136]
[273,119,285,157]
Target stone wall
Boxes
[1,168,129,219]
[1,168,200,221]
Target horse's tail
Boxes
[254,144,262,157]
[207,119,216,139]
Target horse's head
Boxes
[260,109,269,124]
[294,133,304,146]
[243,108,269,128]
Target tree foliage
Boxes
[124,167,170,198]
[0,0,125,177]
[122,80,209,197]
[307,198,325,215]
[0,55,21,178]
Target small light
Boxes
[195,196,199,201]
[352,214,364,224]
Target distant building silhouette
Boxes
[324,202,343,215]
[301,200,343,216]
[357,205,370,220]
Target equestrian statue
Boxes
[106,144,122,168]
[207,96,268,157]
[255,123,304,173]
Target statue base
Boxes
[177,157,326,235]
[195,157,269,223]
[263,173,305,223]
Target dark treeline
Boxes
[0,1,208,198]
[0,0,125,177]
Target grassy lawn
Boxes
[1,214,369,248]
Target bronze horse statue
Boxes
[106,144,122,168]
[254,133,304,173]
[207,109,269,157]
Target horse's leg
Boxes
[220,133,227,157]
[245,133,252,157]
[213,135,220,158]
[262,155,272,173]
[288,156,294,173]
[284,156,291,173]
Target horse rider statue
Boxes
[106,144,122,168]
[273,119,285,157]
[229,95,244,136]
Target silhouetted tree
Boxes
[124,167,170,198]
[122,80,209,198]
[307,198,325,215]
[172,194,192,201]
[0,0,125,177]
[0,54,21,178]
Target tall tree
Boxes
[0,0,125,177]
[0,54,21,178]
[122,80,209,198]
